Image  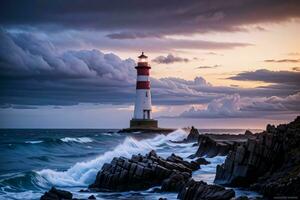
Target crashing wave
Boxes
[37,129,188,186]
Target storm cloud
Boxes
[0,30,223,106]
[1,0,300,37]
[228,69,300,86]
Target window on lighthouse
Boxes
[145,91,148,97]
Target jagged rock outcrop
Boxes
[40,187,72,200]
[186,126,200,141]
[88,195,96,200]
[161,171,191,192]
[89,150,199,191]
[194,135,236,158]
[244,130,253,135]
[177,179,235,200]
[215,116,300,197]
[176,126,200,143]
[195,157,210,165]
[40,187,98,200]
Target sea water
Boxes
[0,129,260,200]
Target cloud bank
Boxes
[0,29,299,120]
[180,93,300,118]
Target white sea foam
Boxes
[102,133,112,136]
[37,129,188,187]
[60,137,93,143]
[25,140,43,144]
[192,156,226,184]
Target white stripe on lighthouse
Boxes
[137,75,149,82]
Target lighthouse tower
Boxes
[130,52,158,129]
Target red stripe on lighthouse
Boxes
[137,68,150,76]
[136,81,150,89]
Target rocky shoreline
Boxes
[40,116,300,200]
[215,116,300,198]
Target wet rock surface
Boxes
[195,157,210,165]
[89,150,199,191]
[161,171,191,192]
[194,135,237,158]
[188,130,255,158]
[185,126,200,142]
[40,187,73,200]
[40,187,98,200]
[177,179,235,200]
[215,116,300,198]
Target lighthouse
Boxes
[130,52,158,129]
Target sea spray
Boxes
[37,129,188,187]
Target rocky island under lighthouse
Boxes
[120,52,174,133]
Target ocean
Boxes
[0,129,260,200]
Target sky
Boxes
[0,0,300,129]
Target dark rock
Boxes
[194,135,236,158]
[158,198,167,200]
[161,171,191,192]
[244,130,253,135]
[215,116,300,198]
[177,179,235,200]
[195,157,210,165]
[79,189,89,193]
[40,187,73,200]
[186,126,200,141]
[234,196,249,200]
[89,150,199,191]
[174,126,200,143]
[88,195,96,199]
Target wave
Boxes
[0,171,49,191]
[23,137,94,145]
[37,129,188,187]
[0,172,48,200]
[60,137,93,143]
[25,140,43,144]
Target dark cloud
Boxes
[204,52,223,56]
[264,59,300,63]
[254,26,266,31]
[196,65,220,69]
[106,32,162,39]
[0,29,136,105]
[228,69,300,86]
[0,29,222,106]
[292,67,300,71]
[1,0,299,37]
[27,30,250,52]
[152,54,189,64]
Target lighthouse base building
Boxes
[130,119,158,129]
